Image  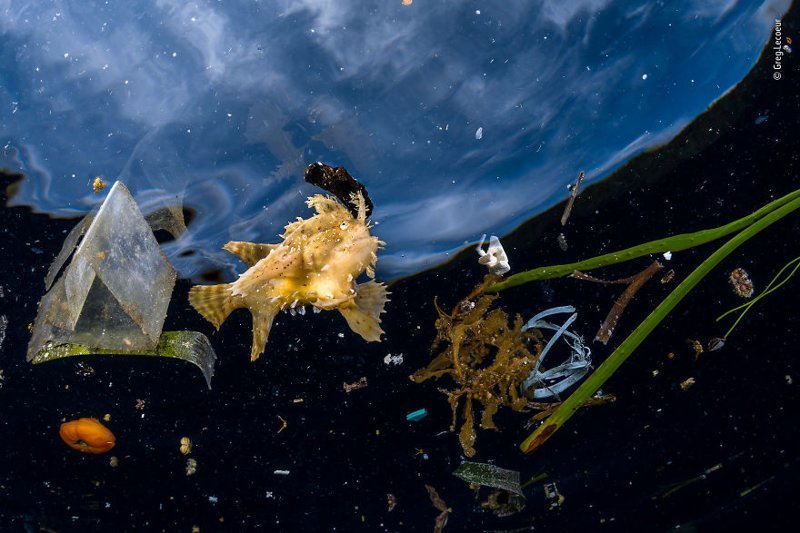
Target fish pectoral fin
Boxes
[189,283,239,329]
[338,280,389,342]
[250,304,279,362]
[223,241,278,267]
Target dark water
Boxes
[1,2,799,532]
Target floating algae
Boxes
[424,484,452,533]
[410,277,542,457]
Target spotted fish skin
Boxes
[189,192,388,361]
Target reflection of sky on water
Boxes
[0,0,789,280]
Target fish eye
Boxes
[340,222,348,230]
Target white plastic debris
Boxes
[0,315,7,352]
[383,353,404,365]
[521,306,592,399]
[662,251,672,260]
[273,470,291,475]
[475,234,510,275]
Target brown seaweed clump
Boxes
[410,277,542,457]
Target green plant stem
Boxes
[519,193,800,454]
[520,471,548,490]
[488,189,800,293]
[716,255,800,338]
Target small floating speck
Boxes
[475,127,483,140]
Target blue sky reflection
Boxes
[0,0,789,279]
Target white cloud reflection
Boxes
[0,0,790,280]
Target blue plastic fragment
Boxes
[406,408,428,422]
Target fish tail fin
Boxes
[188,283,238,330]
[250,305,279,361]
[339,280,389,342]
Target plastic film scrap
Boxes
[30,331,217,388]
[453,461,523,496]
[29,182,177,357]
[521,306,592,400]
[27,181,215,387]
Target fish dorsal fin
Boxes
[281,217,306,238]
[307,194,345,215]
[348,190,367,223]
[338,280,389,342]
[223,241,277,267]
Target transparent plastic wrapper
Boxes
[27,181,216,387]
[452,461,523,496]
[30,331,216,388]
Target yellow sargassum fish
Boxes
[189,192,388,360]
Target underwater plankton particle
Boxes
[59,418,116,454]
[728,267,754,298]
[276,415,287,434]
[343,376,368,392]
[186,458,198,476]
[680,377,696,391]
[179,437,192,455]
[687,339,704,360]
[402,0,412,5]
[92,176,107,193]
